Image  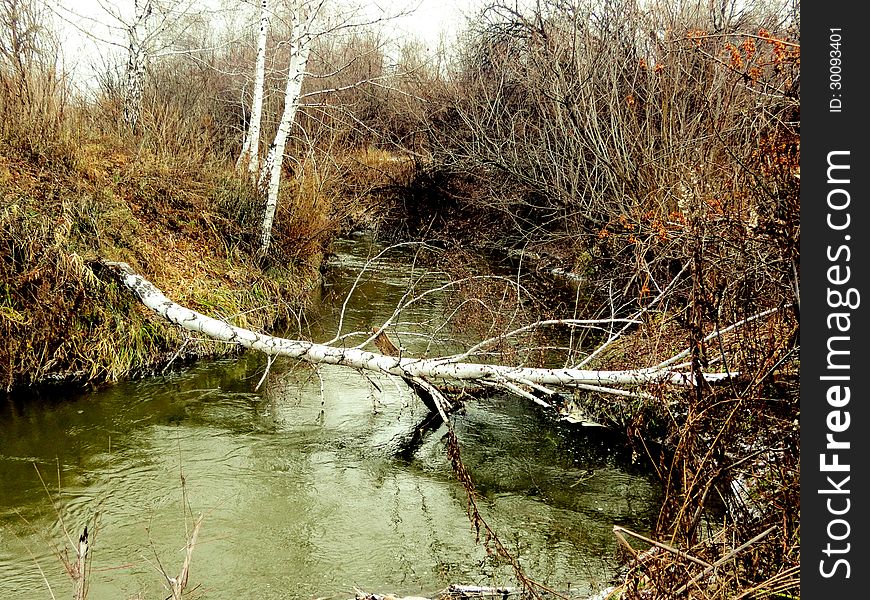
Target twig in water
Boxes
[445,427,567,600]
[169,515,203,600]
[9,527,57,600]
[162,335,191,374]
[256,354,277,390]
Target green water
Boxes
[0,237,659,599]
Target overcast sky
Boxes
[386,0,479,48]
[50,0,479,55]
[45,0,481,90]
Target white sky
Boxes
[385,0,479,49]
[45,0,481,91]
[50,0,479,59]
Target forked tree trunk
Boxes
[123,0,153,131]
[258,1,315,255]
[237,0,270,176]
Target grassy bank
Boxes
[0,129,328,390]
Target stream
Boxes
[0,235,660,599]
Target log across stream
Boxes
[0,236,660,599]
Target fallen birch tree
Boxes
[103,260,743,407]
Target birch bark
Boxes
[237,0,270,176]
[123,0,153,131]
[107,261,733,394]
[258,1,315,254]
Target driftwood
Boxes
[372,328,401,356]
[353,585,519,600]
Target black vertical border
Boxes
[801,2,870,595]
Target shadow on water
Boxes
[0,235,660,599]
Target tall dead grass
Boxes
[0,54,324,390]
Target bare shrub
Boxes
[403,0,800,596]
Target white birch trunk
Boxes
[123,0,153,131]
[237,0,270,176]
[258,2,314,255]
[108,262,732,393]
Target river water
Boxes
[0,236,659,599]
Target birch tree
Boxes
[246,0,414,255]
[51,0,223,131]
[236,0,270,176]
[43,1,157,130]
[122,0,153,130]
[256,0,320,255]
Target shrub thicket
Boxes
[391,0,800,596]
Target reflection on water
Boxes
[0,235,659,599]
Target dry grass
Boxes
[0,71,326,391]
[291,145,417,235]
[0,52,418,392]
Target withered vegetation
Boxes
[372,0,800,597]
[2,0,800,597]
[0,0,410,391]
